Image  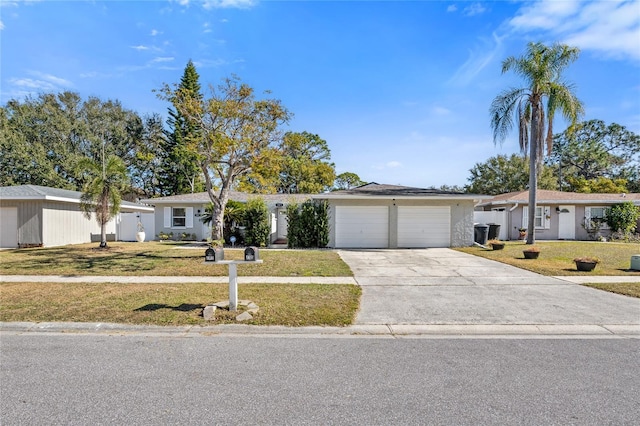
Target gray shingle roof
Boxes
[482,189,640,205]
[140,191,312,205]
[0,185,153,212]
[315,183,490,199]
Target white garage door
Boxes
[335,206,388,248]
[0,207,18,248]
[398,206,450,248]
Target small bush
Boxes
[287,200,329,248]
[244,197,270,247]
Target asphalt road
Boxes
[2,333,639,425]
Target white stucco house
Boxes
[140,191,311,243]
[0,185,154,248]
[313,183,491,248]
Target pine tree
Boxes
[160,60,204,195]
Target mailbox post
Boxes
[203,247,263,312]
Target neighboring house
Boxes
[477,189,640,241]
[0,185,154,248]
[140,191,311,243]
[312,183,491,248]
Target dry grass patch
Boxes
[0,282,361,327]
[583,282,640,299]
[0,242,352,277]
[456,241,640,276]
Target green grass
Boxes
[0,242,352,277]
[0,282,361,326]
[456,241,640,276]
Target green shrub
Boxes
[287,200,329,248]
[606,202,640,234]
[244,197,270,247]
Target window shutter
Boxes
[164,207,171,228]
[584,207,591,228]
[522,206,528,228]
[184,207,193,228]
[544,207,551,229]
[186,207,194,228]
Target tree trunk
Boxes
[527,101,541,245]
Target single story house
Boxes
[0,185,154,248]
[477,189,640,241]
[312,183,491,248]
[140,191,311,243]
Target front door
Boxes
[276,208,288,240]
[558,205,575,239]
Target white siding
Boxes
[42,202,105,247]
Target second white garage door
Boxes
[335,206,388,248]
[397,206,450,248]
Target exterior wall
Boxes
[42,201,105,247]
[155,203,208,241]
[488,203,640,241]
[152,201,287,243]
[0,200,43,247]
[326,198,475,248]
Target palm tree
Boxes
[490,42,583,244]
[78,155,128,248]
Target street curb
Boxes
[2,322,638,338]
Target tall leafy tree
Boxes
[161,60,205,195]
[333,172,365,190]
[277,131,335,194]
[490,42,583,244]
[465,154,557,195]
[159,75,290,240]
[1,91,144,196]
[547,119,640,192]
[78,154,129,248]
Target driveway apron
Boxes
[338,249,640,326]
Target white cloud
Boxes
[150,29,161,36]
[131,45,149,51]
[9,71,73,93]
[151,57,174,63]
[387,161,402,168]
[509,0,640,61]
[0,20,4,30]
[202,0,256,9]
[432,106,451,116]
[464,3,486,17]
[448,32,505,86]
[447,4,457,13]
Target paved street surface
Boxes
[1,333,639,425]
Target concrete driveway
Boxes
[338,249,640,327]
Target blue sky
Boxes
[2,0,639,188]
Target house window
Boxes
[523,206,550,229]
[172,208,186,227]
[585,207,609,229]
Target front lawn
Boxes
[0,242,352,277]
[0,282,361,326]
[456,241,640,276]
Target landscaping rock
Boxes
[235,312,253,322]
[203,305,217,321]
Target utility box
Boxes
[244,246,260,262]
[204,247,224,262]
[631,255,640,271]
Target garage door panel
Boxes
[0,207,18,248]
[398,206,450,248]
[335,206,388,248]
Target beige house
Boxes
[313,183,491,248]
[477,190,640,240]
